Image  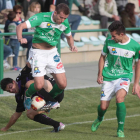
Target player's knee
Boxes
[100,105,108,111]
[58,82,67,89]
[35,83,44,91]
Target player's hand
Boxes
[1,127,8,132]
[69,46,78,52]
[132,83,140,99]
[97,75,103,84]
[18,38,27,44]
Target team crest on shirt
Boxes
[34,67,41,74]
[47,23,52,28]
[112,48,117,54]
[101,91,106,97]
[124,52,129,57]
[53,55,60,62]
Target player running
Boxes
[91,21,140,138]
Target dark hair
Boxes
[0,78,13,90]
[7,11,16,21]
[13,5,23,12]
[56,3,70,15]
[125,3,135,22]
[108,21,126,34]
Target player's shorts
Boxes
[100,78,130,101]
[28,47,65,77]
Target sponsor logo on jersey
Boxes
[120,81,128,86]
[30,16,37,21]
[101,91,106,97]
[53,55,60,62]
[56,62,63,69]
[121,78,129,81]
[47,23,52,28]
[112,48,117,54]
[34,67,41,74]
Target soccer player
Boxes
[16,3,78,108]
[91,21,140,138]
[0,74,65,132]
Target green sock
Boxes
[26,83,37,97]
[97,105,107,121]
[49,83,63,98]
[116,102,126,132]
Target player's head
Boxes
[53,3,70,24]
[108,21,126,43]
[0,78,19,93]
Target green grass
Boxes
[0,84,140,140]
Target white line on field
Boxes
[0,114,140,136]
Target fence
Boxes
[0,27,140,94]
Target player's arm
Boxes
[1,112,22,132]
[97,54,106,84]
[66,35,78,52]
[133,59,140,98]
[16,22,28,44]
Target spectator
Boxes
[0,0,15,12]
[13,5,25,23]
[0,30,12,70]
[99,0,120,36]
[121,3,140,34]
[84,0,100,19]
[115,0,128,15]
[25,1,41,21]
[6,11,21,71]
[3,44,12,70]
[4,5,33,60]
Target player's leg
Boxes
[27,109,65,132]
[91,81,114,132]
[115,78,130,138]
[47,48,67,98]
[91,101,109,132]
[50,73,67,98]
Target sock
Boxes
[34,114,59,128]
[97,105,107,121]
[37,88,57,102]
[26,83,37,97]
[116,102,126,132]
[49,83,63,98]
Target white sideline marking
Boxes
[0,114,140,136]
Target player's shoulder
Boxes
[129,38,140,46]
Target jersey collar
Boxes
[118,37,130,45]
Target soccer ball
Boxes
[31,96,46,111]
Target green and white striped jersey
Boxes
[102,37,140,81]
[25,12,71,46]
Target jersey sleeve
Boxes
[101,38,109,56]
[25,13,43,28]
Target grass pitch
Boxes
[0,85,140,140]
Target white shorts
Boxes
[100,78,130,101]
[28,47,65,77]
